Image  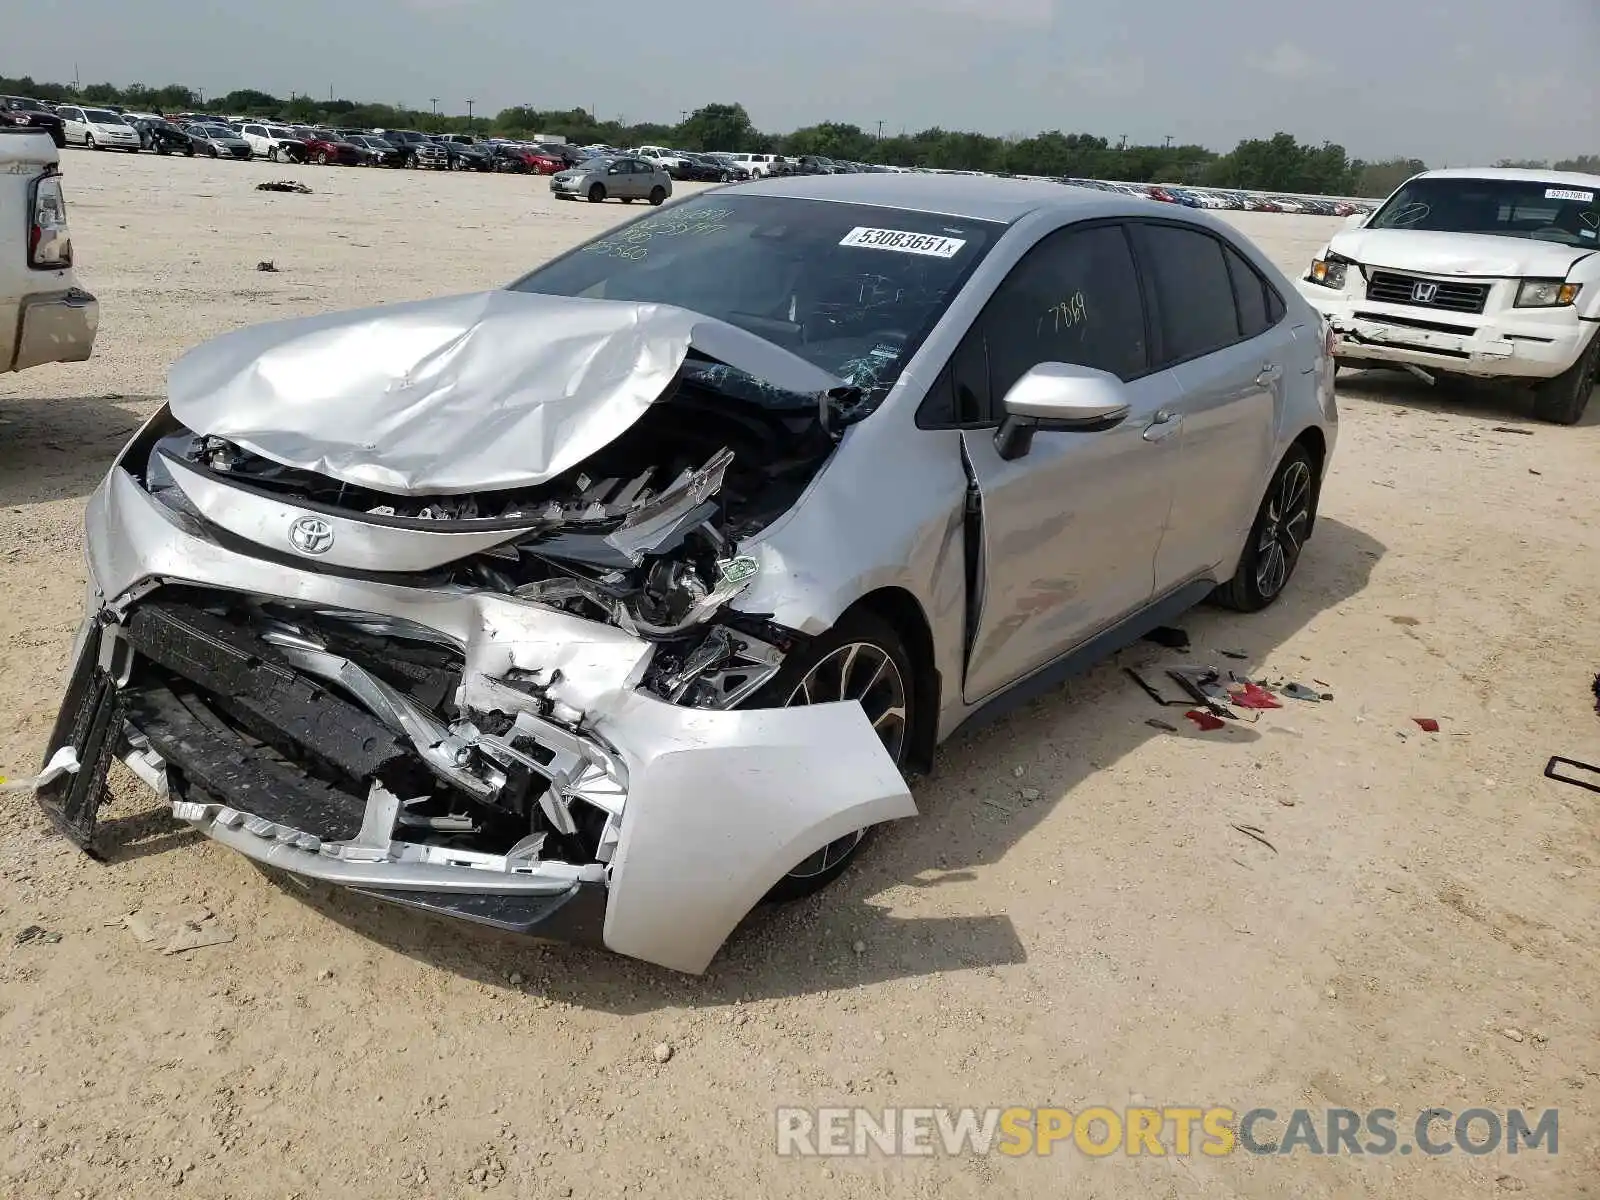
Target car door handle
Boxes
[1142,408,1183,443]
[1256,363,1283,386]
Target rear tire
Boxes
[1213,443,1317,612]
[1531,333,1599,425]
[587,183,606,203]
[749,610,915,902]
[648,186,667,206]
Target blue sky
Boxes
[8,0,1598,163]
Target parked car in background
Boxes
[296,129,362,166]
[57,106,143,152]
[700,152,752,182]
[1300,167,1600,424]
[724,152,773,177]
[344,134,406,168]
[536,142,587,168]
[632,146,690,176]
[793,155,843,176]
[550,155,671,204]
[127,117,201,156]
[2,97,68,147]
[439,138,495,171]
[371,128,430,168]
[183,123,254,160]
[2,128,97,373]
[487,143,546,173]
[239,122,307,163]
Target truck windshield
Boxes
[1368,176,1600,248]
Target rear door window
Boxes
[1132,224,1243,364]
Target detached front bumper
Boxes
[1298,281,1591,381]
[36,466,915,974]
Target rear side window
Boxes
[982,223,1149,396]
[1133,224,1241,363]
[1224,245,1269,338]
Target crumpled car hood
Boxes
[1329,228,1596,278]
[168,289,845,495]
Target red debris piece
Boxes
[1185,709,1226,731]
[1412,717,1440,733]
[1228,682,1283,710]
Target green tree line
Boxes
[5,76,1594,198]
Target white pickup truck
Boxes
[1298,167,1600,424]
[2,129,98,374]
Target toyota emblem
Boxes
[288,515,335,555]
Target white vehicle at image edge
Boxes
[54,105,143,152]
[0,130,98,373]
[1298,168,1600,424]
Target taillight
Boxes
[29,170,72,269]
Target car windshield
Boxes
[85,109,125,124]
[268,127,294,137]
[510,193,1001,405]
[1368,176,1600,248]
[8,98,50,113]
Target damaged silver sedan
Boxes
[37,174,1336,973]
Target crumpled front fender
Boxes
[597,694,916,974]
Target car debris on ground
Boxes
[124,905,236,955]
[256,180,313,194]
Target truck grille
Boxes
[1366,271,1490,315]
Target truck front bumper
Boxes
[1297,283,1592,381]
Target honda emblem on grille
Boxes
[1412,281,1440,304]
[288,515,335,555]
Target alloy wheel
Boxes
[1255,459,1312,599]
[781,642,907,879]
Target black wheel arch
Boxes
[1288,426,1328,537]
[837,588,940,775]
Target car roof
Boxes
[716,172,1140,223]
[1417,167,1600,188]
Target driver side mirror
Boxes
[994,362,1131,461]
[1343,212,1368,229]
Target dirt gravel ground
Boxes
[1,152,1597,1200]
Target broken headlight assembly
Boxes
[1514,279,1582,308]
[1308,253,1352,289]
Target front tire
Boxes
[315,150,328,165]
[86,134,97,151]
[750,610,915,902]
[1213,444,1317,612]
[587,183,606,203]
[1532,334,1599,425]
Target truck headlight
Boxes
[1308,256,1349,289]
[1515,280,1582,308]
